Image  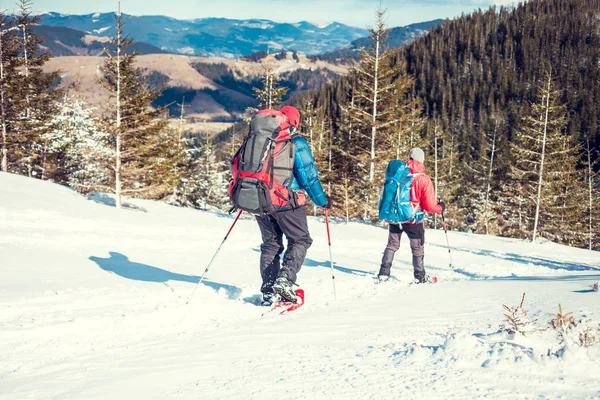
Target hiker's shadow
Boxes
[89,252,242,299]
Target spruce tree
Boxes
[584,140,600,250]
[177,136,228,210]
[253,60,288,110]
[9,0,59,178]
[508,71,584,243]
[345,7,424,218]
[101,8,181,207]
[43,96,112,191]
[0,11,19,173]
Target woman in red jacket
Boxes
[377,148,445,284]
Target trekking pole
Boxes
[186,210,243,304]
[324,209,337,300]
[441,210,454,269]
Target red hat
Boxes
[281,106,301,128]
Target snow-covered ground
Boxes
[1,172,599,399]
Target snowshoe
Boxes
[261,289,305,317]
[376,275,390,283]
[412,275,438,285]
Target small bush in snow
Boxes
[548,304,599,348]
[576,320,599,348]
[501,292,537,335]
[548,304,575,335]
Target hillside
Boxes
[45,53,348,133]
[314,19,444,62]
[294,0,600,246]
[33,25,166,56]
[38,12,368,58]
[1,172,600,399]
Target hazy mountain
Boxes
[33,25,166,56]
[313,19,445,62]
[38,12,368,58]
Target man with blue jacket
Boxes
[257,105,331,306]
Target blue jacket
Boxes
[289,136,327,208]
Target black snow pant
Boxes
[379,223,426,281]
[256,206,313,294]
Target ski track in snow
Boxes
[1,172,600,399]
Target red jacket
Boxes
[407,159,442,222]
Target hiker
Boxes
[229,106,330,305]
[377,147,445,283]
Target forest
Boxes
[2,0,599,250]
[221,0,600,249]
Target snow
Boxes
[241,21,274,29]
[1,172,600,399]
[92,12,100,18]
[177,47,195,55]
[92,26,110,35]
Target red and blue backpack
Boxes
[229,109,304,214]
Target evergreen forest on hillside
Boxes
[1,0,599,250]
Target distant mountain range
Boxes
[38,12,368,58]
[314,19,445,61]
[33,25,166,56]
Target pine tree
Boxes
[42,96,112,191]
[584,140,600,250]
[344,6,424,219]
[463,114,506,234]
[508,71,583,243]
[8,0,59,177]
[178,136,229,210]
[253,60,288,110]
[0,11,19,173]
[100,7,181,207]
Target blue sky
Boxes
[28,0,516,28]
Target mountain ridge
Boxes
[38,12,369,58]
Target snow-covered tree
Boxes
[43,96,112,191]
[175,136,229,210]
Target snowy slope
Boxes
[1,172,599,399]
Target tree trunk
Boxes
[0,29,7,173]
[482,125,497,235]
[344,175,349,223]
[434,124,439,229]
[532,75,552,243]
[21,21,30,117]
[369,31,381,183]
[115,6,123,209]
[587,139,593,251]
[328,119,332,195]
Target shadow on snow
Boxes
[89,252,242,299]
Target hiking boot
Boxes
[272,276,298,303]
[413,275,434,284]
[377,275,390,283]
[378,264,391,277]
[260,292,278,307]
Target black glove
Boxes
[323,195,332,209]
[439,201,446,213]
